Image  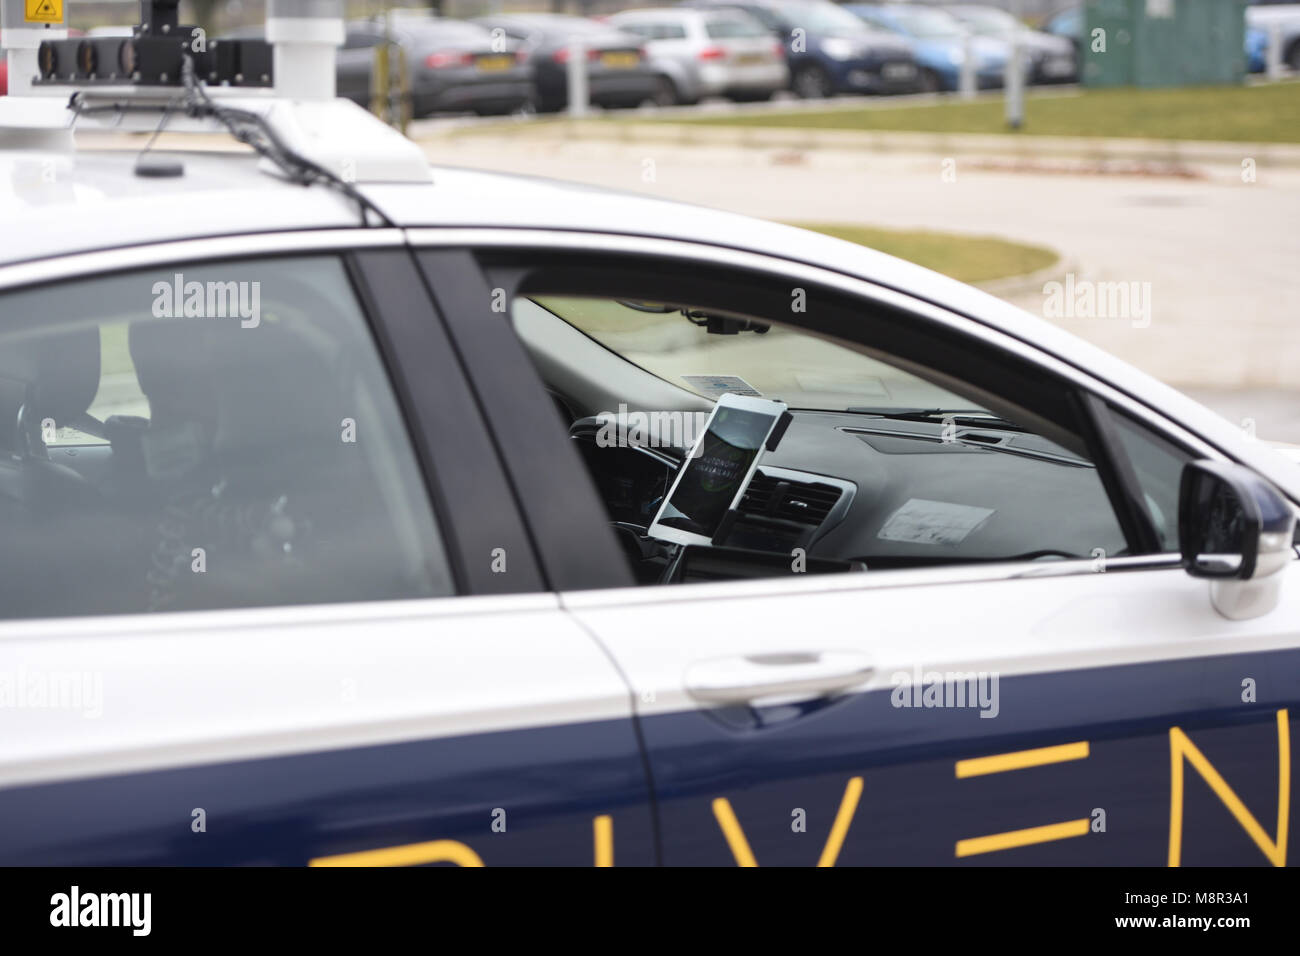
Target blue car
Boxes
[682,0,922,97]
[1246,24,1269,72]
[1247,2,1300,72]
[846,3,1012,92]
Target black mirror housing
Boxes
[1179,460,1294,581]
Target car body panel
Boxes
[565,568,1299,865]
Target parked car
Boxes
[682,0,921,97]
[472,13,672,112]
[337,17,534,117]
[1246,2,1300,71]
[1041,4,1082,55]
[1246,24,1269,72]
[847,3,1010,91]
[943,4,1077,83]
[607,7,788,103]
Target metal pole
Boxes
[566,37,588,117]
[959,31,976,99]
[1004,35,1024,130]
[267,0,344,100]
[1267,23,1283,81]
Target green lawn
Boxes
[790,223,1057,284]
[673,83,1300,143]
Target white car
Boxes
[607,7,789,103]
[0,3,1295,870]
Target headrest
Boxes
[206,321,341,454]
[0,326,100,427]
[128,319,219,428]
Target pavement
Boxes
[416,125,1300,442]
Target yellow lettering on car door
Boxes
[1168,708,1290,867]
[712,776,864,867]
[309,839,485,867]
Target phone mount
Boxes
[710,409,793,546]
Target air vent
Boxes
[739,472,842,527]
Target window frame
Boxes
[409,227,1236,591]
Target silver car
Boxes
[607,7,789,103]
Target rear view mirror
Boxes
[1179,460,1295,619]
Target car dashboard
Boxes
[571,408,1131,584]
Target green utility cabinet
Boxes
[1083,0,1247,88]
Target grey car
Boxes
[607,8,789,103]
[473,14,673,113]
[944,3,1077,83]
[337,17,534,117]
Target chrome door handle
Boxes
[684,651,874,705]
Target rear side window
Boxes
[705,17,768,38]
[0,256,453,619]
[626,21,689,40]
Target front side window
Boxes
[1110,408,1194,551]
[0,256,452,619]
[512,292,1132,584]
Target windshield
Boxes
[770,1,870,35]
[887,8,967,38]
[532,297,986,414]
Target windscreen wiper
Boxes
[845,407,1030,432]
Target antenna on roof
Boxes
[0,0,68,96]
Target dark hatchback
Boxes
[338,17,534,116]
[473,14,672,112]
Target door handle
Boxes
[684,651,874,705]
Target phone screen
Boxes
[655,405,777,539]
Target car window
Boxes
[735,5,784,31]
[343,32,383,50]
[0,256,453,619]
[1109,408,1195,551]
[650,22,690,40]
[768,0,869,34]
[513,293,1132,576]
[705,16,769,38]
[887,7,966,38]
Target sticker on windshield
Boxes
[681,375,762,398]
[877,498,994,547]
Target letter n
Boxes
[1168,709,1289,866]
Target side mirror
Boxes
[1179,460,1296,620]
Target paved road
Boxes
[420,132,1300,442]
